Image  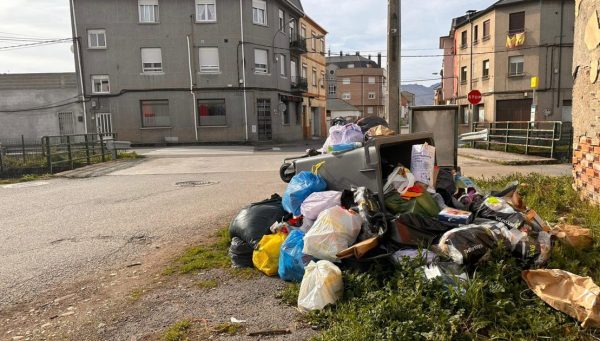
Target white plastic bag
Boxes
[301,191,342,221]
[322,124,364,153]
[297,260,343,311]
[303,206,362,262]
[383,166,415,194]
[411,143,436,186]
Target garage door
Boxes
[495,99,532,121]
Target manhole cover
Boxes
[175,180,219,188]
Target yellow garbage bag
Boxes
[252,232,288,276]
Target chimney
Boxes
[340,51,343,56]
[377,53,382,68]
[368,54,372,60]
[328,49,331,57]
[355,51,360,56]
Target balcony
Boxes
[290,39,307,54]
[291,76,308,93]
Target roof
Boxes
[454,0,536,30]
[327,98,360,112]
[327,55,381,68]
[301,15,328,34]
[285,0,304,15]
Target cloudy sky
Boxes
[0,0,485,85]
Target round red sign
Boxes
[468,90,482,105]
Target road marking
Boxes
[1,181,49,189]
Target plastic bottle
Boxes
[327,142,362,153]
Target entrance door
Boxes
[496,99,532,121]
[257,99,272,141]
[312,107,320,137]
[58,112,74,136]
[95,112,113,138]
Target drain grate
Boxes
[175,180,219,188]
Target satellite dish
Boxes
[278,102,287,113]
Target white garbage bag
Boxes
[300,191,343,221]
[303,206,362,262]
[411,143,436,186]
[297,260,343,311]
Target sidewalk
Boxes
[458,148,561,165]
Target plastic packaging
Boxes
[322,124,364,153]
[327,142,362,154]
[438,224,498,265]
[476,197,525,229]
[252,231,288,276]
[229,194,286,249]
[229,237,254,268]
[383,166,415,195]
[303,206,362,262]
[282,171,327,217]
[438,207,474,225]
[298,260,344,311]
[300,191,342,221]
[411,143,436,186]
[278,230,309,282]
[384,191,441,218]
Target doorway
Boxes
[257,99,272,141]
[312,107,320,137]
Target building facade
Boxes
[440,0,574,124]
[0,73,85,141]
[71,0,309,144]
[326,53,385,118]
[298,16,327,138]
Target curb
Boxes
[458,152,561,166]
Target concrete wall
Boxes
[72,0,305,143]
[572,0,600,203]
[0,73,84,141]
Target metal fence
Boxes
[470,121,573,160]
[0,133,116,177]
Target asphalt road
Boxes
[0,146,571,311]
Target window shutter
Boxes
[252,0,266,10]
[141,48,162,63]
[199,48,220,71]
[255,49,268,65]
[139,0,158,5]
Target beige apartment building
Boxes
[441,0,574,124]
[299,16,327,138]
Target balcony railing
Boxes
[291,76,308,92]
[290,39,307,53]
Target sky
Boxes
[0,0,486,85]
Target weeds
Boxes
[0,173,51,185]
[195,279,219,289]
[229,268,260,280]
[129,288,144,302]
[278,283,300,306]
[213,322,243,335]
[165,228,231,275]
[162,320,191,341]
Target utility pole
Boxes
[387,0,401,133]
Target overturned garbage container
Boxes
[292,132,436,205]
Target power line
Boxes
[0,38,72,51]
[0,95,82,113]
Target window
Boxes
[279,54,286,77]
[252,0,267,25]
[367,107,374,114]
[311,32,317,51]
[312,68,317,86]
[289,19,296,39]
[483,60,490,78]
[342,92,351,100]
[368,92,376,99]
[278,9,285,31]
[368,77,376,84]
[91,75,110,94]
[328,84,336,95]
[321,39,325,54]
[290,59,297,80]
[141,100,170,127]
[301,64,307,79]
[483,20,491,39]
[460,66,468,83]
[474,25,479,43]
[141,48,163,73]
[282,102,290,125]
[300,26,306,39]
[509,11,525,34]
[199,47,220,73]
[461,30,467,48]
[342,78,350,85]
[88,29,106,49]
[196,0,216,22]
[509,55,524,76]
[320,71,325,88]
[295,104,301,125]
[347,63,355,68]
[139,0,159,23]
[254,49,268,73]
[198,99,226,126]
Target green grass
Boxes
[213,322,243,336]
[230,268,261,280]
[116,151,144,160]
[165,228,231,275]
[0,173,52,185]
[278,283,300,307]
[162,320,191,341]
[129,288,144,301]
[195,279,219,289]
[282,174,600,340]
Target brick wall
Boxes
[573,136,600,202]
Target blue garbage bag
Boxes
[282,171,327,216]
[278,230,309,282]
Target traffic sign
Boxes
[468,90,482,105]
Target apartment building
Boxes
[326,53,385,118]
[440,0,574,124]
[70,0,309,144]
[298,16,327,138]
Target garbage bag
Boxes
[229,194,286,249]
[229,237,254,268]
[522,269,600,329]
[300,191,342,221]
[391,249,437,265]
[438,224,499,265]
[422,262,469,291]
[303,206,362,262]
[411,143,436,186]
[322,123,365,152]
[354,187,384,240]
[252,231,288,276]
[278,230,309,282]
[298,260,343,311]
[438,207,474,225]
[367,125,396,137]
[384,191,441,218]
[383,166,415,195]
[390,213,452,247]
[552,224,594,250]
[476,197,525,229]
[282,170,327,217]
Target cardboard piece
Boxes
[523,269,600,329]
[336,237,380,260]
[552,224,594,250]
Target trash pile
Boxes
[229,122,599,328]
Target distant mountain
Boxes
[401,83,440,106]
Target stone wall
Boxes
[572,0,600,203]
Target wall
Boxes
[572,0,600,203]
[335,67,385,116]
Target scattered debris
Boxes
[247,329,292,337]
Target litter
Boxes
[230,317,247,324]
[252,231,288,276]
[229,237,254,268]
[411,143,436,186]
[303,206,362,262]
[282,168,328,217]
[278,230,309,282]
[298,260,344,311]
[552,224,594,250]
[300,191,342,221]
[391,249,437,265]
[229,194,286,249]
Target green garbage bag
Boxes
[384,191,441,217]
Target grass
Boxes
[162,320,191,341]
[129,288,144,302]
[195,279,219,289]
[278,283,300,307]
[164,228,231,275]
[0,173,52,185]
[213,322,243,336]
[281,174,600,340]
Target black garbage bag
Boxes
[229,194,286,249]
[389,213,453,247]
[438,224,499,266]
[229,237,254,268]
[356,115,389,133]
[435,167,457,207]
[475,197,525,229]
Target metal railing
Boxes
[470,121,572,160]
[291,76,308,92]
[0,135,46,177]
[43,133,116,174]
